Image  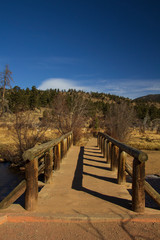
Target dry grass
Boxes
[128,129,160,150]
[127,129,160,175]
[0,126,59,146]
[0,110,60,162]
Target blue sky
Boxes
[0,0,160,99]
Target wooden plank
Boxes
[125,162,133,176]
[0,180,26,209]
[38,163,45,175]
[144,181,160,206]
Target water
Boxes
[0,162,24,202]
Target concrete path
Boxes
[36,137,134,219]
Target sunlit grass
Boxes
[128,129,160,150]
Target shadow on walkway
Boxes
[72,145,131,210]
[72,146,84,190]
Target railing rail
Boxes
[98,132,160,213]
[0,131,73,211]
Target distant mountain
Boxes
[134,94,160,103]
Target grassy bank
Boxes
[128,129,160,150]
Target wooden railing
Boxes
[0,131,73,211]
[98,132,160,213]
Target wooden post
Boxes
[44,148,53,183]
[98,134,101,148]
[111,144,119,171]
[61,139,65,159]
[103,138,106,157]
[97,134,99,147]
[111,144,116,171]
[106,140,109,163]
[69,135,71,148]
[101,137,104,155]
[102,137,104,154]
[25,158,38,211]
[65,138,68,154]
[67,137,69,150]
[104,139,107,159]
[99,136,101,150]
[132,157,145,213]
[54,143,61,171]
[100,136,102,152]
[67,136,70,150]
[108,142,112,164]
[117,150,126,184]
[58,142,61,160]
[71,133,73,146]
[115,146,119,169]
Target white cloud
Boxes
[38,78,87,91]
[38,77,160,99]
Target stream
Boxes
[0,162,24,202]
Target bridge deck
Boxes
[35,138,139,219]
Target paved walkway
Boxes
[37,138,133,219]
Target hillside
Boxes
[134,94,160,103]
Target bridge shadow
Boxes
[72,146,131,210]
[84,153,104,158]
[72,146,84,190]
[83,172,117,184]
[83,157,107,164]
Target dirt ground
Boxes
[0,220,160,240]
[127,150,160,176]
[143,150,160,176]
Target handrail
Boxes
[98,132,160,213]
[0,131,73,211]
[98,132,148,162]
[23,131,72,162]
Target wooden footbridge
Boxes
[0,132,160,219]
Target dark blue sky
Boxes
[0,0,160,99]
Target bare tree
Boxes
[11,111,49,163]
[50,92,88,144]
[105,102,136,142]
[0,65,13,115]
